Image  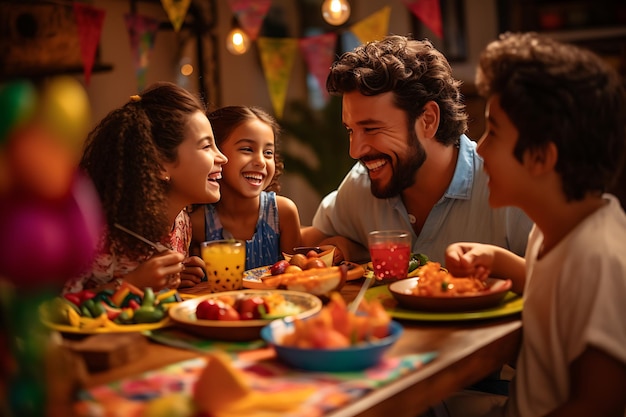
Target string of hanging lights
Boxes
[226,0,351,55]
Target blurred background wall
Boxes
[2,0,624,222]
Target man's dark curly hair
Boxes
[326,35,468,146]
[80,81,206,258]
[476,32,626,201]
[207,105,284,193]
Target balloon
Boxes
[7,124,75,200]
[0,173,103,287]
[39,76,91,154]
[0,80,38,145]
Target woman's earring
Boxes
[164,176,170,182]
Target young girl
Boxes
[190,106,302,270]
[63,82,227,293]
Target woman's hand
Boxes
[179,255,205,288]
[124,250,185,291]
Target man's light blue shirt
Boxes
[312,135,532,262]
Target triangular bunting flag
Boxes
[298,32,338,101]
[160,0,191,32]
[124,13,160,92]
[257,37,298,119]
[349,6,391,44]
[73,3,106,85]
[227,0,271,41]
[402,0,443,39]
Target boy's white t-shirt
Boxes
[507,194,626,417]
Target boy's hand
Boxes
[445,242,493,280]
[179,256,205,288]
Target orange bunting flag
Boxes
[73,3,106,85]
[402,0,443,39]
[160,0,191,32]
[349,6,391,45]
[257,37,299,119]
[298,32,338,100]
[124,13,160,92]
[227,0,271,41]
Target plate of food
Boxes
[365,285,523,321]
[243,261,365,290]
[39,287,179,334]
[168,290,323,341]
[387,262,513,313]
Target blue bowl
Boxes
[260,319,403,372]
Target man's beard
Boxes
[369,132,426,199]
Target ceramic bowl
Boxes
[282,245,336,267]
[260,319,403,372]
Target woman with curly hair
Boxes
[189,106,302,270]
[63,82,227,293]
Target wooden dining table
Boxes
[75,279,522,416]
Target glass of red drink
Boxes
[368,230,411,283]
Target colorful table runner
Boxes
[74,345,437,417]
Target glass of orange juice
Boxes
[201,240,246,292]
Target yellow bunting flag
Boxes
[160,0,191,32]
[257,37,298,119]
[350,6,391,44]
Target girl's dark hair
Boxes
[476,32,626,201]
[207,105,284,192]
[326,35,468,146]
[80,81,206,257]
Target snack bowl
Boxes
[169,290,322,341]
[282,245,336,267]
[260,318,403,372]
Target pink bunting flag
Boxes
[73,3,106,85]
[298,32,338,100]
[257,37,299,119]
[124,13,160,92]
[402,0,443,39]
[227,0,271,41]
[160,0,191,32]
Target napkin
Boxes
[194,352,316,416]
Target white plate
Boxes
[168,290,322,341]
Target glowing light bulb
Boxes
[226,26,250,55]
[321,0,350,26]
[180,63,193,76]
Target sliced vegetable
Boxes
[142,287,155,307]
[112,286,130,307]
